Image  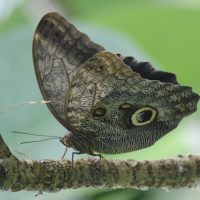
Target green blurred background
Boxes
[0,0,200,199]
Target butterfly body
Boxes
[33,13,199,156]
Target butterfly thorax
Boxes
[60,132,95,155]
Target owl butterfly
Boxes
[32,12,199,160]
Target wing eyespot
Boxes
[93,108,106,120]
[131,106,157,126]
[119,103,132,110]
[95,66,104,72]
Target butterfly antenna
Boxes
[12,131,60,138]
[21,137,59,144]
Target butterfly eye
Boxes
[131,107,157,126]
[96,66,104,72]
[93,108,106,119]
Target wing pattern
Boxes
[33,12,105,129]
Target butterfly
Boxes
[32,12,199,160]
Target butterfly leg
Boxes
[71,151,85,171]
[67,153,103,183]
[90,153,104,161]
[89,153,104,174]
[35,190,43,197]
[61,147,68,159]
[69,152,103,172]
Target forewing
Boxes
[32,12,105,129]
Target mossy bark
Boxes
[0,134,200,192]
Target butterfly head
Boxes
[59,134,73,148]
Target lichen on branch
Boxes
[0,134,200,192]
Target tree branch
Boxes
[0,134,200,192]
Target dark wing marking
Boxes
[117,54,179,85]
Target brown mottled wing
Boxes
[65,52,199,154]
[65,51,142,132]
[32,12,105,130]
[81,77,199,154]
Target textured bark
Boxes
[0,134,200,192]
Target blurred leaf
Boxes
[59,0,200,93]
[0,6,30,36]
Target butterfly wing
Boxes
[64,51,141,132]
[32,12,105,130]
[33,12,199,154]
[65,51,199,154]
